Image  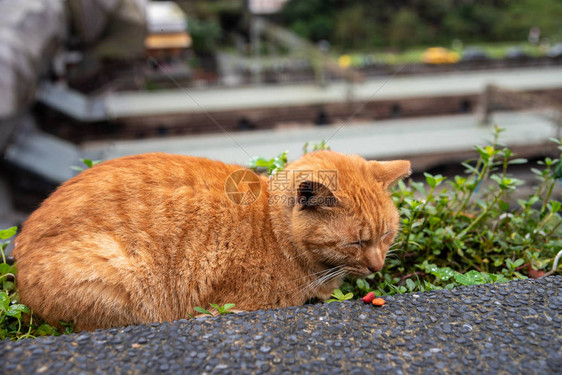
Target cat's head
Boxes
[270,150,410,277]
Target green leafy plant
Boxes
[59,320,75,335]
[339,127,561,298]
[249,152,288,175]
[193,303,236,316]
[71,158,101,172]
[249,141,331,176]
[0,226,31,340]
[0,227,62,340]
[326,289,354,303]
[303,140,331,154]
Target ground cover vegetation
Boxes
[1,128,560,339]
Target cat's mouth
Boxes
[319,259,376,278]
[357,261,387,276]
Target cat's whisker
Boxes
[295,265,348,297]
[293,264,345,282]
[303,267,349,298]
[312,268,349,295]
[292,265,343,294]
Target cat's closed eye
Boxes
[347,241,365,248]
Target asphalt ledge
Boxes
[1,276,561,374]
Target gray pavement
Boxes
[1,276,561,374]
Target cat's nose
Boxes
[365,247,384,273]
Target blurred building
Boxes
[247,0,288,15]
[145,1,192,62]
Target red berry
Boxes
[362,292,376,303]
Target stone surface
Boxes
[1,276,561,374]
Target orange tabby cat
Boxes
[13,151,410,331]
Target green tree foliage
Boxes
[281,0,337,42]
[494,0,562,41]
[388,8,429,48]
[189,18,222,54]
[334,4,377,49]
[281,0,562,50]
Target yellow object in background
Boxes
[338,54,352,68]
[145,33,192,50]
[422,47,460,64]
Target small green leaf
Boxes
[332,289,344,300]
[222,303,236,311]
[6,304,30,319]
[552,160,562,179]
[35,324,60,337]
[0,263,13,275]
[454,270,487,286]
[193,306,212,316]
[0,227,17,240]
[528,196,540,206]
[425,173,436,189]
[0,292,9,310]
[411,182,426,196]
[59,320,75,335]
[489,274,510,284]
[356,278,369,291]
[405,278,416,292]
[254,158,271,167]
[498,200,509,211]
[2,281,14,292]
[548,200,561,213]
[508,158,527,165]
[209,303,220,311]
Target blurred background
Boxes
[0,0,561,229]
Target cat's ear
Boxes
[296,181,338,209]
[369,160,411,189]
